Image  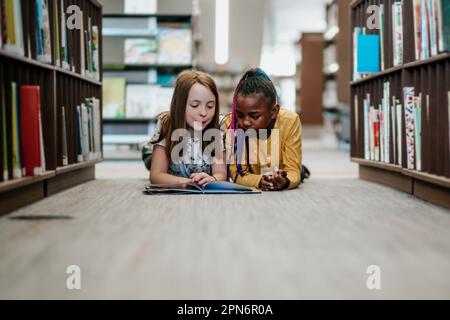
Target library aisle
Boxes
[1,131,450,299]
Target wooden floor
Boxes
[1,137,450,299]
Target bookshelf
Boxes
[350,0,450,209]
[297,32,325,125]
[0,0,103,216]
[102,13,195,149]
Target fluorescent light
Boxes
[215,0,229,65]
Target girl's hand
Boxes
[190,172,216,186]
[259,175,274,191]
[272,169,290,190]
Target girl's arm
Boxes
[149,145,192,184]
[211,151,227,181]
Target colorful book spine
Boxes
[421,0,430,59]
[373,110,380,162]
[404,87,416,170]
[428,0,438,56]
[413,0,423,60]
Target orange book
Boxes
[20,86,42,176]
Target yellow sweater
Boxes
[223,109,302,190]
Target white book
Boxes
[391,102,397,165]
[81,104,90,161]
[76,105,83,162]
[354,95,359,152]
[392,2,404,66]
[92,98,102,160]
[396,103,403,166]
[37,106,46,175]
[125,84,159,119]
[384,82,390,163]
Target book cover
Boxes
[145,181,261,195]
[124,0,157,14]
[379,4,385,71]
[124,38,158,65]
[92,26,100,80]
[125,84,159,119]
[157,28,192,65]
[54,0,60,66]
[373,110,380,162]
[80,10,85,75]
[404,87,416,170]
[357,34,380,73]
[92,98,101,160]
[414,95,422,171]
[103,78,126,119]
[20,86,43,176]
[379,104,385,163]
[41,0,52,63]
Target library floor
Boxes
[1,129,450,299]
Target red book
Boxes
[20,86,42,176]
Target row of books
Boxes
[0,0,100,80]
[74,97,102,163]
[361,85,450,173]
[1,84,46,181]
[353,0,449,80]
[123,28,192,66]
[103,78,173,119]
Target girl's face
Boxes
[236,93,279,131]
[185,83,216,131]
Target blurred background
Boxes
[101,0,352,162]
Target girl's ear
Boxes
[271,104,280,120]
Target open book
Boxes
[145,181,261,195]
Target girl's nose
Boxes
[200,106,207,116]
[243,118,252,128]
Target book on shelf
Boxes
[103,78,126,119]
[2,0,25,56]
[157,28,192,65]
[379,4,385,70]
[75,97,102,162]
[35,0,52,64]
[125,84,159,119]
[392,1,404,66]
[413,0,450,60]
[124,0,157,14]
[404,87,416,170]
[414,95,422,171]
[61,106,68,166]
[20,86,46,176]
[124,38,158,65]
[144,181,261,195]
[1,84,8,181]
[11,82,22,178]
[357,34,380,73]
[352,27,365,80]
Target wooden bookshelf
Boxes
[0,0,103,216]
[350,0,450,209]
[298,33,325,125]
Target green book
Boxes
[11,82,22,179]
[1,84,8,181]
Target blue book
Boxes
[357,34,380,73]
[145,181,261,195]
